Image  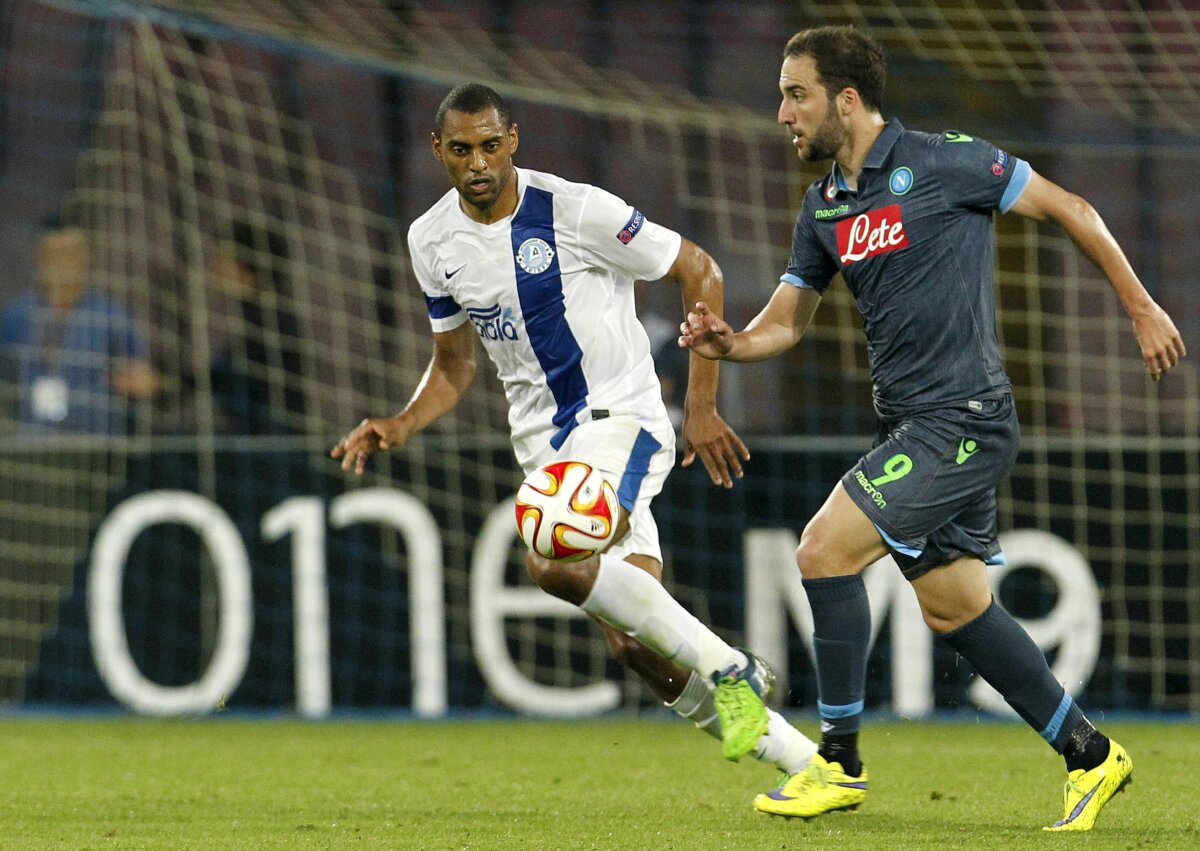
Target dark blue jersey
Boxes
[784,119,1031,420]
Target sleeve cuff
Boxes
[430,312,468,333]
[999,159,1032,213]
[780,272,815,289]
[647,228,683,281]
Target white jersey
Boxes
[408,167,681,470]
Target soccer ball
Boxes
[515,460,620,562]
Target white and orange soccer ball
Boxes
[515,460,620,562]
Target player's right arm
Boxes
[680,184,831,363]
[331,322,477,474]
[679,283,821,362]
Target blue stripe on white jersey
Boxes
[511,187,589,448]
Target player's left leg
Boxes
[912,557,1132,831]
[595,618,816,776]
[527,542,784,761]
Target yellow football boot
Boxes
[1043,739,1133,831]
[754,753,868,818]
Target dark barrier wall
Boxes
[21,444,1191,715]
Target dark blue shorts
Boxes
[840,395,1020,581]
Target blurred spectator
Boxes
[201,219,307,434]
[0,216,158,434]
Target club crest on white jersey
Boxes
[516,237,555,274]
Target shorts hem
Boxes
[840,474,923,555]
[897,545,1002,582]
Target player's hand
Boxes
[681,404,750,489]
[330,416,409,475]
[1131,303,1186,381]
[678,301,736,360]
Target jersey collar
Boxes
[862,118,905,171]
[828,161,853,196]
[828,118,905,193]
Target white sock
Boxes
[753,710,818,775]
[580,555,746,677]
[667,671,817,775]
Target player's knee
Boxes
[919,597,988,634]
[795,519,841,579]
[523,550,567,596]
[920,608,956,634]
[523,550,594,606]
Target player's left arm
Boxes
[1008,170,1186,380]
[663,237,750,488]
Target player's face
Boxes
[433,108,519,222]
[778,54,847,163]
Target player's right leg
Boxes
[753,482,885,818]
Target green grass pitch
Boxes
[3,716,1198,849]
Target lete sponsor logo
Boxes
[836,204,909,265]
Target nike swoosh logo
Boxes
[1059,780,1101,824]
[445,263,466,280]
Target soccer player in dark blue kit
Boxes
[679,25,1185,831]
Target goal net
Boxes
[0,0,1195,714]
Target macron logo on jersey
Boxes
[836,204,909,265]
[616,209,645,244]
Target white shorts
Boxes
[523,415,675,564]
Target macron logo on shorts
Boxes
[837,204,909,265]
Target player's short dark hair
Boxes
[784,26,886,112]
[435,82,513,136]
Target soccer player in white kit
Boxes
[332,82,816,783]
